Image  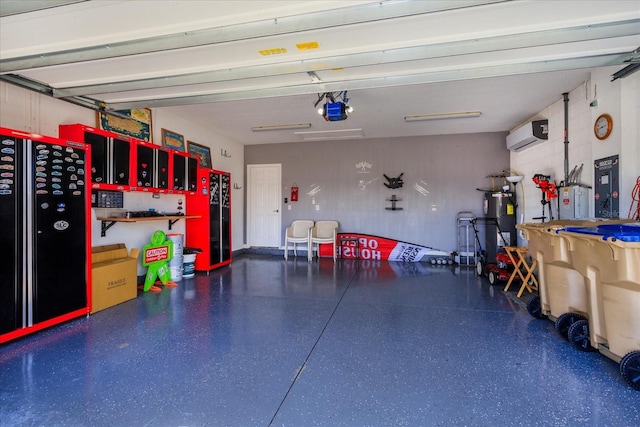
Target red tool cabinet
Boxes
[186,168,232,271]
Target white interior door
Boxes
[247,164,281,247]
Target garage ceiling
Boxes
[1,0,639,145]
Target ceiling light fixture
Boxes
[294,128,365,141]
[404,111,482,122]
[251,123,312,131]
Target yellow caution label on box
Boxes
[507,204,514,215]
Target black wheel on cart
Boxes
[488,270,499,285]
[526,295,547,319]
[555,312,586,340]
[567,319,596,352]
[620,351,640,391]
[476,260,484,276]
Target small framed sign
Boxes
[161,128,186,152]
[98,108,152,142]
[188,141,212,168]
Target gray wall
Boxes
[245,132,509,253]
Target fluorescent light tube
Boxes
[294,128,364,141]
[404,111,481,122]
[251,123,312,131]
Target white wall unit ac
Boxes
[506,119,548,151]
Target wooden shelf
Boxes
[96,215,201,237]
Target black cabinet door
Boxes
[173,153,186,190]
[136,145,154,188]
[0,134,21,334]
[209,172,221,265]
[157,150,169,189]
[187,158,198,191]
[113,138,130,185]
[221,174,231,262]
[84,132,107,184]
[32,143,87,323]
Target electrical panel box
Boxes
[594,155,620,218]
[558,185,589,219]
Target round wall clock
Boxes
[594,113,613,140]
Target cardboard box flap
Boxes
[93,243,126,253]
[92,257,138,269]
[92,244,139,264]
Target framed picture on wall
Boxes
[97,108,152,142]
[161,128,186,152]
[188,141,212,168]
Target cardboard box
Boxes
[91,244,140,314]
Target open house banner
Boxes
[319,233,451,262]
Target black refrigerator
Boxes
[0,127,91,343]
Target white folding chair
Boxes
[308,220,339,261]
[284,220,314,260]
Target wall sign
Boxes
[98,108,152,142]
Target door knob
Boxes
[274,209,279,213]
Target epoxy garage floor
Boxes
[1,255,639,426]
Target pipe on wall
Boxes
[563,92,569,184]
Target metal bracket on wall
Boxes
[101,220,118,237]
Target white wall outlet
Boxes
[431,204,437,211]
[288,204,292,210]
[312,198,316,204]
[315,204,320,211]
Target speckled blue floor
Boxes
[1,255,639,426]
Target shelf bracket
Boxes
[101,220,117,237]
[168,218,181,230]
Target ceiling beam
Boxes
[0,0,87,18]
[104,53,627,110]
[0,73,103,110]
[51,19,640,99]
[0,0,506,72]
